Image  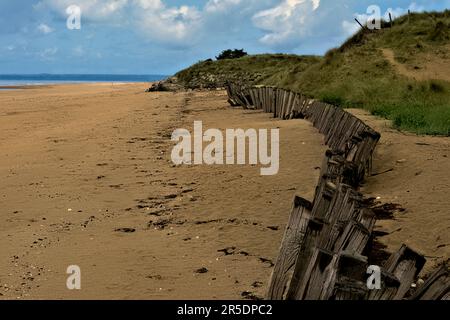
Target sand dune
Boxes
[382,47,450,82]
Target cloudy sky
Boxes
[0,0,448,75]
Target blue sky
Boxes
[0,0,448,75]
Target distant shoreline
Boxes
[0,82,154,90]
[0,74,168,87]
[0,85,37,90]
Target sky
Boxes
[0,0,448,75]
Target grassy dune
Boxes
[176,54,322,89]
[275,11,450,135]
[176,11,450,136]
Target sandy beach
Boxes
[0,83,448,299]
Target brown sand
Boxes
[382,47,450,81]
[0,83,326,299]
[350,109,450,274]
[0,83,448,299]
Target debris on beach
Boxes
[194,267,208,274]
[114,228,136,233]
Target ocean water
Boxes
[0,74,168,86]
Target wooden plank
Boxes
[248,88,257,109]
[319,252,369,300]
[315,103,328,132]
[278,90,285,118]
[267,88,276,113]
[234,85,247,107]
[338,117,361,152]
[241,87,253,109]
[318,104,333,134]
[277,89,284,118]
[320,185,361,225]
[259,87,265,111]
[301,248,335,300]
[284,91,294,119]
[266,197,313,300]
[254,88,262,109]
[353,129,381,175]
[314,180,358,225]
[329,112,351,150]
[257,88,264,110]
[259,88,265,110]
[264,88,268,112]
[279,90,286,119]
[280,90,287,119]
[287,93,297,119]
[268,87,273,113]
[264,87,269,112]
[320,105,337,135]
[273,89,280,118]
[408,261,450,300]
[329,252,369,300]
[325,110,346,146]
[311,180,336,220]
[311,102,327,127]
[367,270,401,300]
[288,92,297,119]
[286,219,325,299]
[299,95,309,114]
[289,94,302,119]
[304,100,315,119]
[267,87,274,113]
[384,245,426,300]
[333,219,373,254]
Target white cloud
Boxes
[133,0,162,10]
[133,1,202,46]
[311,0,320,11]
[40,0,128,21]
[40,0,203,46]
[37,23,53,34]
[35,0,286,48]
[205,0,242,13]
[252,0,321,47]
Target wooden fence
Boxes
[225,83,449,300]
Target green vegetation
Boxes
[216,49,248,60]
[175,10,450,135]
[176,53,321,89]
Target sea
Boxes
[0,74,168,87]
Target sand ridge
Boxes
[382,47,450,81]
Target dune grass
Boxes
[265,11,450,135]
[176,11,450,135]
[176,54,322,89]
